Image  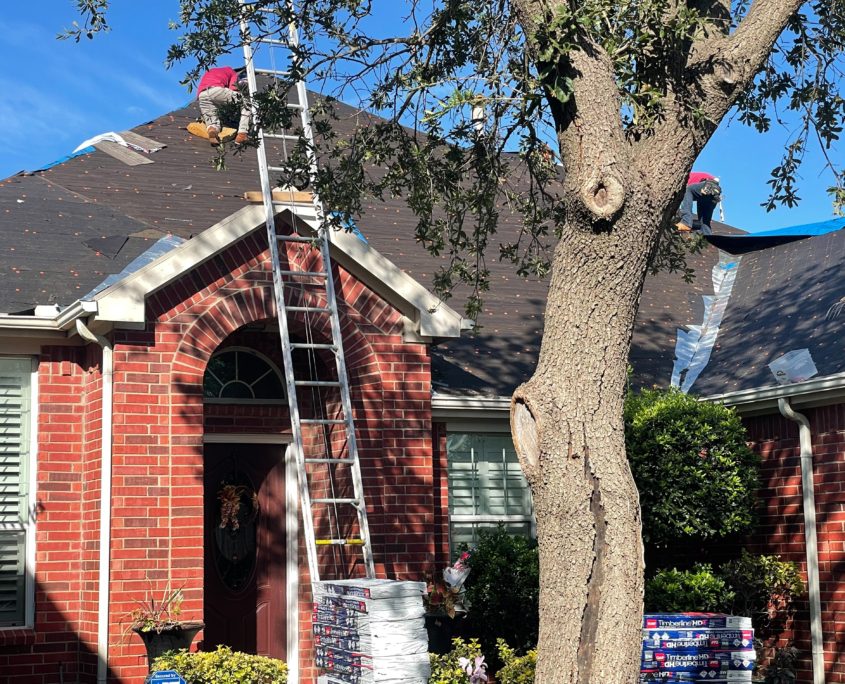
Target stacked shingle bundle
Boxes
[313,579,430,684]
[640,613,756,683]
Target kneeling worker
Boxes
[197,66,251,146]
[677,171,722,235]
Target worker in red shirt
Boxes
[677,172,722,235]
[197,66,251,146]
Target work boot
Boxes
[676,222,692,232]
[235,132,249,145]
[207,127,220,146]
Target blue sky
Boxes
[0,1,841,233]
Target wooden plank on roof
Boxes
[244,190,314,204]
[120,131,166,152]
[94,141,154,166]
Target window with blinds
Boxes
[447,432,534,554]
[0,359,31,627]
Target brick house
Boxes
[0,94,843,683]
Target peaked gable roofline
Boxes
[0,203,467,342]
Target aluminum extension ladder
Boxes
[238,1,375,583]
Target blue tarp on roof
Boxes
[708,216,845,254]
[753,216,845,237]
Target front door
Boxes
[203,443,287,659]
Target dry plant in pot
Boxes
[125,581,204,671]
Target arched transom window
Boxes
[203,347,285,403]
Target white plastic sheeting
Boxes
[672,253,741,393]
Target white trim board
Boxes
[432,393,511,420]
[702,372,845,415]
[83,204,465,340]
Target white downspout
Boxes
[778,398,825,684]
[76,320,114,684]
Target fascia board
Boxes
[93,205,266,323]
[431,393,512,419]
[282,210,464,339]
[89,204,464,338]
[702,373,845,415]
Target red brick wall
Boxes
[744,405,845,684]
[0,348,93,683]
[0,229,440,683]
[0,229,441,682]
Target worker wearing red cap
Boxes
[677,172,722,235]
[197,66,251,146]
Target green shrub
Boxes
[720,551,805,634]
[151,645,287,683]
[495,639,536,684]
[644,564,734,612]
[644,552,805,637]
[459,527,539,657]
[625,388,760,548]
[763,645,800,684]
[429,637,484,684]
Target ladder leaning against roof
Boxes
[238,0,375,583]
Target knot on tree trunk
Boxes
[715,60,739,92]
[580,173,625,220]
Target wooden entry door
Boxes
[203,443,287,659]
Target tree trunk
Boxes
[512,207,660,683]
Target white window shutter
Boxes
[0,359,30,626]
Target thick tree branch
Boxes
[635,0,805,200]
[513,0,632,223]
[690,0,805,100]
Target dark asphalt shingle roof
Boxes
[692,228,845,395]
[1,95,754,395]
[0,174,160,313]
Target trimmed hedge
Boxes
[625,388,760,548]
[151,645,287,683]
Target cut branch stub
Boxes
[511,395,540,483]
[580,173,625,220]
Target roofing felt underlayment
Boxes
[6,93,823,397]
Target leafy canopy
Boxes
[63,1,845,315]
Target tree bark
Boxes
[511,201,660,683]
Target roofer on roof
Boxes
[677,171,722,236]
[197,66,251,146]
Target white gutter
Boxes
[76,319,114,684]
[431,393,512,419]
[703,372,845,414]
[777,398,825,684]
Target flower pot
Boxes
[132,621,204,671]
[425,613,457,654]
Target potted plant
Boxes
[424,552,472,653]
[125,581,204,671]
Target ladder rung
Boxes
[295,380,342,387]
[305,458,355,464]
[255,37,291,47]
[287,306,331,313]
[290,343,336,350]
[277,235,319,243]
[312,498,360,505]
[254,67,290,77]
[279,270,328,277]
[263,132,301,141]
[315,539,365,546]
[300,418,346,425]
